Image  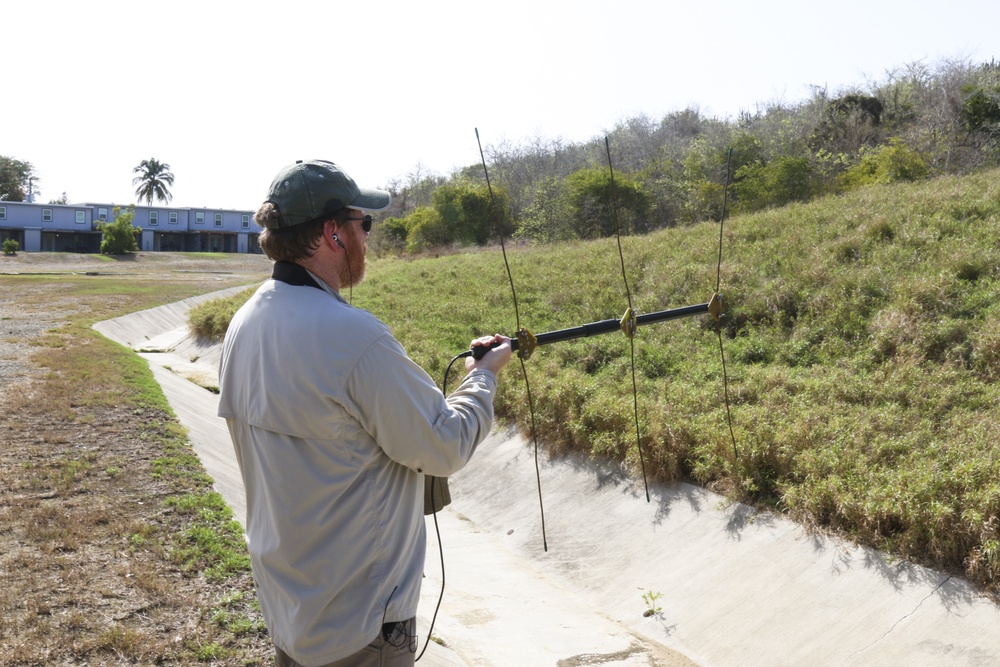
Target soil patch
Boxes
[0,252,273,665]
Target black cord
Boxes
[413,353,467,662]
[442,354,466,395]
[380,586,417,653]
[380,585,397,633]
[344,241,353,305]
[415,476,446,662]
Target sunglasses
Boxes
[345,214,373,233]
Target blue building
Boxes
[0,200,261,253]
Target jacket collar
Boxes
[271,260,323,290]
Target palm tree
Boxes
[132,158,175,206]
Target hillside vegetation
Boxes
[195,168,1000,594]
[367,57,1000,255]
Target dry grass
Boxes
[0,252,272,665]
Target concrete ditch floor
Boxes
[95,288,1000,666]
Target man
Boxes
[218,159,512,666]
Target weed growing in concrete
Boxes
[642,590,663,618]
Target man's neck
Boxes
[297,254,340,293]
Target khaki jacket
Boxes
[218,274,496,665]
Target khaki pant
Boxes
[274,618,416,667]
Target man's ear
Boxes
[323,220,338,245]
[326,220,345,250]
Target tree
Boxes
[807,92,886,164]
[681,132,747,223]
[874,58,981,174]
[132,158,175,206]
[515,176,574,243]
[403,206,448,252]
[565,168,651,239]
[0,156,35,201]
[99,207,140,255]
[961,60,1000,155]
[430,181,506,246]
[963,83,1000,135]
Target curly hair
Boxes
[256,202,348,262]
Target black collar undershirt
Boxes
[270,260,323,291]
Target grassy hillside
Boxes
[199,169,1000,593]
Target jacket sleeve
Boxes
[344,332,497,477]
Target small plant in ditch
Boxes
[642,590,663,618]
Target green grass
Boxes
[185,252,233,259]
[194,168,1000,594]
[37,296,255,584]
[188,286,257,340]
[212,590,267,636]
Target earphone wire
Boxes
[333,229,354,306]
[415,471,447,662]
[413,354,467,661]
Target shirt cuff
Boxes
[462,368,498,392]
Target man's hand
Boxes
[466,334,513,374]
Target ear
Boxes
[324,220,340,249]
[325,220,348,251]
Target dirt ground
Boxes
[0,252,274,665]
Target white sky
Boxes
[5,0,997,210]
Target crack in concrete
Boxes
[846,575,953,661]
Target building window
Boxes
[241,214,250,229]
[75,210,86,224]
[169,211,178,224]
[196,212,205,224]
[42,209,52,222]
[98,208,108,221]
[0,206,5,220]
[149,211,159,226]
[214,213,223,227]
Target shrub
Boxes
[99,207,140,255]
[430,181,502,245]
[404,206,448,252]
[840,138,929,189]
[732,156,816,213]
[683,179,725,223]
[2,238,18,255]
[371,216,409,256]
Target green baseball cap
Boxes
[262,159,391,229]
